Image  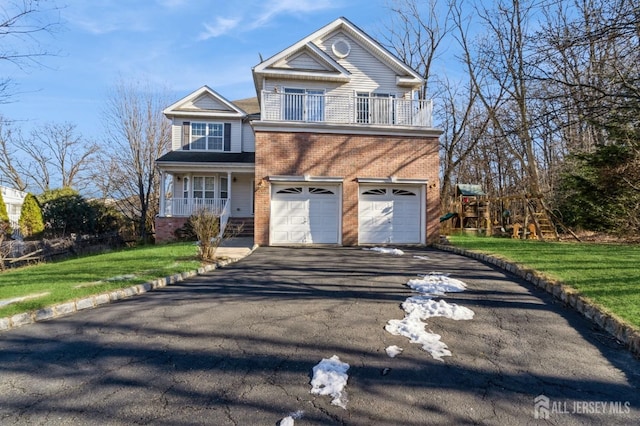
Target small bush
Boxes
[0,189,11,236]
[188,209,221,261]
[19,193,45,239]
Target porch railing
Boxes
[166,198,227,217]
[261,91,433,127]
[218,198,231,239]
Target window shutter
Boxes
[182,122,190,150]
[224,123,231,151]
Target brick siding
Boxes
[254,131,440,246]
[155,216,189,243]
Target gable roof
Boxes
[163,86,247,118]
[252,16,424,93]
[254,41,351,86]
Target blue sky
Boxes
[0,0,411,138]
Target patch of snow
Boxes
[413,255,430,260]
[310,355,350,409]
[406,273,467,295]
[385,345,404,358]
[364,247,405,256]
[402,297,475,321]
[386,272,475,361]
[279,410,304,425]
[279,417,294,426]
[385,317,451,361]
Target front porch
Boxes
[155,169,255,242]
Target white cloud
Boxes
[251,0,336,29]
[197,0,337,40]
[198,16,241,40]
[63,2,152,34]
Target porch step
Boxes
[226,217,254,238]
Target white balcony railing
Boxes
[166,198,228,217]
[260,91,433,127]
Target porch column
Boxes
[159,171,166,217]
[227,171,232,202]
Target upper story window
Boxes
[190,122,224,150]
[283,88,325,122]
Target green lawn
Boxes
[0,242,202,318]
[448,235,640,330]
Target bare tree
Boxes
[15,122,100,192]
[101,80,171,242]
[0,116,27,190]
[383,0,455,98]
[1,121,99,192]
[458,0,545,196]
[0,0,61,102]
[533,0,640,148]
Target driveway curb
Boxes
[434,243,640,358]
[0,245,258,333]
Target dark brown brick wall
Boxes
[254,131,440,246]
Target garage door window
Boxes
[276,187,303,194]
[309,187,335,195]
[392,188,417,196]
[362,188,386,195]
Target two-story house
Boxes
[155,17,442,246]
[156,86,258,240]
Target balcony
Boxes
[260,91,433,128]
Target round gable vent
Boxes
[332,39,351,59]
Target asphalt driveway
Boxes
[0,247,639,425]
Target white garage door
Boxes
[359,186,422,244]
[271,184,340,244]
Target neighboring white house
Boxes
[1,185,27,234]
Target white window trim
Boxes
[189,121,225,151]
[356,177,428,185]
[269,175,344,183]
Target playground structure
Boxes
[441,184,564,241]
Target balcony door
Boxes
[356,92,396,125]
[283,88,325,122]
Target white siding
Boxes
[262,32,412,100]
[318,31,403,95]
[228,120,242,152]
[241,121,255,152]
[189,95,232,111]
[275,52,329,71]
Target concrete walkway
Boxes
[216,237,256,260]
[0,246,638,425]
